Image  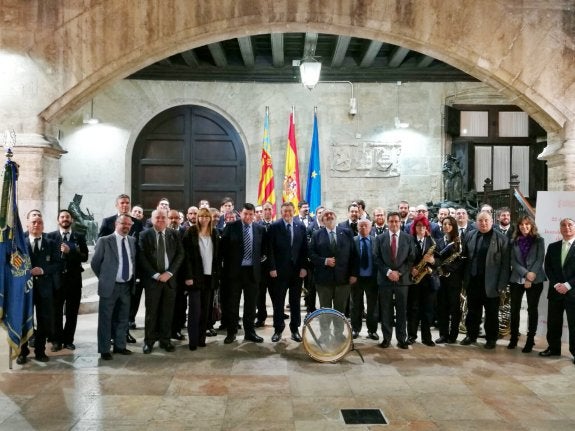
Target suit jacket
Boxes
[370,225,388,237]
[338,220,358,236]
[309,226,358,286]
[46,230,89,274]
[219,220,266,284]
[354,234,376,279]
[267,219,308,278]
[98,214,144,239]
[412,235,440,289]
[404,220,443,241]
[373,230,416,286]
[463,229,510,298]
[509,236,546,284]
[91,233,137,298]
[544,239,575,301]
[182,227,220,290]
[25,233,62,298]
[294,215,315,229]
[495,224,515,240]
[138,227,185,288]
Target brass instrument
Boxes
[411,236,436,284]
[459,285,511,337]
[437,240,464,278]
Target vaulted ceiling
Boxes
[128,32,478,83]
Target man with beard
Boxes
[183,206,199,229]
[338,203,360,236]
[398,200,410,231]
[47,210,89,351]
[294,200,314,228]
[495,207,514,240]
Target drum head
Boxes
[302,308,353,363]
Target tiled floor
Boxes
[1,309,575,430]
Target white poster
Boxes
[535,191,575,339]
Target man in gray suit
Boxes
[91,214,137,360]
[460,210,510,349]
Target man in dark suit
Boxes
[255,201,274,327]
[540,217,575,363]
[460,210,510,349]
[370,207,387,236]
[220,202,266,344]
[304,206,325,315]
[168,208,187,340]
[139,209,184,353]
[403,205,442,241]
[267,202,308,342]
[455,207,476,244]
[337,203,359,236]
[17,210,62,364]
[373,211,416,349]
[47,209,89,352]
[91,214,137,360]
[351,219,379,340]
[98,194,144,338]
[309,209,358,327]
[294,200,315,229]
[494,206,515,240]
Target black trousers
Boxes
[304,268,317,314]
[269,271,303,333]
[256,275,271,323]
[225,266,258,336]
[407,278,436,342]
[509,282,543,339]
[350,276,378,333]
[129,280,143,324]
[172,283,187,334]
[54,270,82,345]
[187,279,212,348]
[21,285,55,357]
[546,295,575,356]
[144,281,176,345]
[465,275,499,342]
[437,274,463,340]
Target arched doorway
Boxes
[131,105,246,213]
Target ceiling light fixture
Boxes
[299,58,322,90]
[83,99,100,125]
[394,81,409,129]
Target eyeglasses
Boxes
[416,209,427,213]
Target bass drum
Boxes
[302,308,353,363]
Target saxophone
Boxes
[437,240,463,278]
[411,236,436,284]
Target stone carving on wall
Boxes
[330,141,401,177]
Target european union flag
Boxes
[306,110,321,216]
[0,155,33,359]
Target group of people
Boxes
[16,194,575,367]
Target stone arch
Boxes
[35,1,573,135]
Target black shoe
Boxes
[291,331,302,342]
[113,347,132,355]
[128,321,136,330]
[422,339,436,347]
[16,355,27,365]
[198,341,206,347]
[407,336,416,345]
[206,329,217,337]
[189,345,197,351]
[460,336,476,346]
[35,354,49,362]
[522,339,535,353]
[397,342,409,349]
[283,313,289,320]
[254,320,266,328]
[539,347,560,357]
[224,334,236,344]
[448,337,458,344]
[507,339,518,349]
[51,343,62,352]
[126,332,137,343]
[271,332,282,342]
[352,331,359,339]
[378,339,390,348]
[101,352,113,360]
[245,333,264,343]
[367,332,379,340]
[143,344,153,354]
[172,332,186,341]
[160,342,175,352]
[63,343,76,350]
[435,336,448,344]
[484,340,496,349]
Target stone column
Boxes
[539,120,575,191]
[9,133,66,230]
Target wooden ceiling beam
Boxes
[331,35,351,68]
[237,36,255,67]
[388,47,410,68]
[208,42,227,67]
[271,33,284,67]
[359,41,383,67]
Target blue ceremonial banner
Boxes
[0,156,33,359]
[306,110,321,216]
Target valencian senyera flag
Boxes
[305,109,321,217]
[0,155,34,359]
[257,107,276,219]
[282,108,301,207]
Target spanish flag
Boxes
[282,107,301,207]
[257,107,276,219]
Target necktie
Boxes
[287,223,292,246]
[121,237,130,281]
[419,239,424,253]
[459,228,465,237]
[157,231,166,272]
[391,233,397,263]
[501,229,507,235]
[62,232,68,242]
[561,241,570,266]
[360,237,369,269]
[243,224,252,262]
[329,231,337,253]
[33,237,40,255]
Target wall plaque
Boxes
[330,141,402,178]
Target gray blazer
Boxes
[463,229,510,298]
[509,236,547,284]
[91,233,137,298]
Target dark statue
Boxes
[442,154,463,202]
[68,193,98,245]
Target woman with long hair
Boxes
[434,215,465,344]
[182,207,220,350]
[508,215,546,352]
